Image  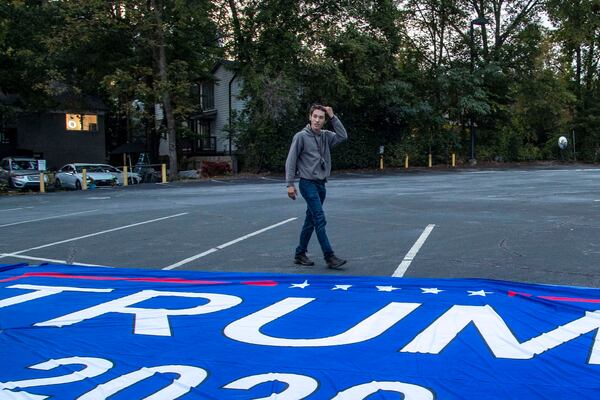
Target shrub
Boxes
[201,161,232,177]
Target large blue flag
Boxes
[1,263,599,399]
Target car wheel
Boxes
[75,180,82,190]
[54,179,62,189]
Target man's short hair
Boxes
[309,104,327,116]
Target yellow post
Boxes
[123,166,128,186]
[452,153,456,167]
[161,163,168,183]
[404,155,409,169]
[39,173,45,193]
[82,169,87,190]
[428,153,432,168]
[379,155,384,170]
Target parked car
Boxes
[0,157,48,190]
[54,163,117,190]
[95,164,142,185]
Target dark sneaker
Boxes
[294,253,315,266]
[325,255,347,270]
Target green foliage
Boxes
[2,0,600,168]
[1,0,221,172]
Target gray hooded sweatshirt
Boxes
[285,115,348,186]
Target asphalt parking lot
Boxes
[1,165,600,287]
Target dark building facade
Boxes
[10,111,107,169]
[0,90,108,170]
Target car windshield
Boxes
[11,160,37,171]
[100,165,119,173]
[75,165,105,173]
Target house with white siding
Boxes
[183,60,245,171]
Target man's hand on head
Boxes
[287,186,297,200]
[324,106,334,119]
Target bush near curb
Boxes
[201,161,232,177]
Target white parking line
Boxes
[0,210,99,228]
[0,213,188,260]
[261,177,284,182]
[0,207,30,212]
[163,217,297,270]
[344,173,374,177]
[0,253,109,267]
[392,224,436,277]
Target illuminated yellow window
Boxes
[66,114,98,131]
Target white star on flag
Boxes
[468,290,493,297]
[332,285,352,291]
[421,288,444,294]
[376,286,400,292]
[290,280,310,289]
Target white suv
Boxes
[0,157,48,189]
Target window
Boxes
[198,82,214,111]
[194,120,211,137]
[66,114,98,131]
[0,132,9,144]
[192,120,215,152]
[0,128,16,144]
[11,160,37,171]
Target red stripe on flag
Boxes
[508,291,533,297]
[242,281,278,286]
[507,291,600,303]
[538,296,600,303]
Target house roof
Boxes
[211,60,239,73]
[0,90,20,107]
[52,91,108,112]
[0,86,107,113]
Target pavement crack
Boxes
[499,239,523,257]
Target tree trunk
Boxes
[576,45,582,99]
[227,0,250,63]
[151,0,178,179]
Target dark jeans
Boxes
[295,178,334,258]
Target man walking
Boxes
[285,104,348,269]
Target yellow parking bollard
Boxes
[123,166,128,186]
[162,164,167,183]
[82,169,87,190]
[452,153,456,167]
[379,155,384,170]
[428,153,432,168]
[404,155,409,169]
[39,173,45,193]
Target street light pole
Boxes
[469,17,489,165]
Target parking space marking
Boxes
[1,207,31,212]
[0,253,108,267]
[163,217,297,270]
[261,177,284,182]
[0,213,188,261]
[0,210,99,228]
[392,224,436,278]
